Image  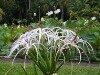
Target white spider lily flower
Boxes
[57,9,61,13]
[54,9,61,14]
[34,13,36,16]
[54,10,58,14]
[46,11,53,16]
[41,17,45,21]
[8,27,93,66]
[49,11,53,15]
[91,16,96,20]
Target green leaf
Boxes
[20,65,29,75]
[4,66,14,75]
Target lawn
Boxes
[0,61,100,75]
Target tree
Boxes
[0,8,4,21]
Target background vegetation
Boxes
[0,0,100,62]
[0,0,100,24]
[0,0,100,75]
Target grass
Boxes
[0,61,100,75]
[59,63,100,75]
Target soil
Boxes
[0,57,100,67]
[0,57,31,63]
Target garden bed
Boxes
[0,57,100,67]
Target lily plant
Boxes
[7,27,93,75]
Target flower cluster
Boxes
[91,16,96,20]
[46,9,61,16]
[8,27,93,64]
[54,9,61,14]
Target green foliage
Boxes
[0,25,12,55]
[0,61,100,75]
[30,18,63,28]
[64,18,100,61]
[0,0,17,23]
[67,0,100,19]
[0,17,99,61]
[29,43,64,75]
[0,8,4,21]
[0,0,99,23]
[0,25,27,55]
[42,18,63,27]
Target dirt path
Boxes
[0,57,100,67]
